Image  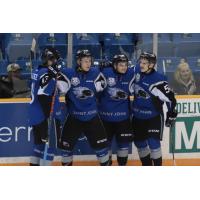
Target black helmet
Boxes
[112,54,128,66]
[41,47,60,65]
[76,49,92,60]
[139,52,157,64]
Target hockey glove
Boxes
[48,65,60,78]
[165,110,178,127]
[82,89,92,97]
[116,91,127,99]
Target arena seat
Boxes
[157,57,182,73]
[173,33,200,57]
[73,33,101,60]
[0,59,8,75]
[5,33,34,62]
[103,33,136,60]
[137,33,174,57]
[186,57,200,71]
[38,33,68,59]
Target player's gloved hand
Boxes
[57,58,65,70]
[116,91,127,99]
[165,110,178,127]
[48,65,60,78]
[82,89,92,97]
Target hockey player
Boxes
[60,49,109,166]
[130,52,177,166]
[29,47,71,166]
[98,54,134,166]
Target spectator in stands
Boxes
[0,63,30,98]
[0,76,14,98]
[170,62,200,95]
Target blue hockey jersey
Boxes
[130,64,176,119]
[62,67,106,121]
[29,66,71,125]
[98,67,135,122]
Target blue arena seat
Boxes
[0,60,8,75]
[38,33,68,59]
[15,59,42,74]
[157,57,182,73]
[73,33,101,60]
[0,33,7,59]
[173,33,200,42]
[186,57,200,70]
[137,33,152,43]
[73,33,100,45]
[103,33,136,45]
[103,33,136,60]
[137,33,174,57]
[5,33,34,62]
[173,33,200,57]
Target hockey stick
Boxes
[43,77,58,161]
[162,59,166,76]
[169,123,177,166]
[30,38,36,74]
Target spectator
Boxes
[0,76,14,98]
[0,63,30,98]
[170,62,200,95]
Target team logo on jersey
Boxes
[108,87,128,100]
[71,77,80,86]
[31,73,38,80]
[73,86,94,99]
[135,73,140,83]
[107,77,116,87]
[134,84,150,99]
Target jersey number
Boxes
[164,84,170,93]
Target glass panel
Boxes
[1,33,199,98]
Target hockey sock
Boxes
[134,140,152,166]
[40,147,55,166]
[30,144,45,166]
[148,137,162,166]
[95,148,109,166]
[61,150,73,166]
[117,143,129,166]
